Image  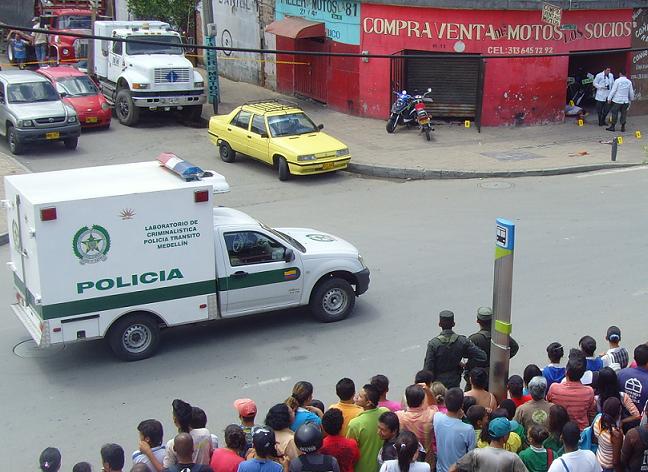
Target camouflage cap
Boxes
[439,310,455,321]
[477,306,493,321]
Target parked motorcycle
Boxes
[386,88,434,141]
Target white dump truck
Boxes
[3,155,370,361]
[93,21,206,126]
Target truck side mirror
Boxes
[260,132,268,139]
[317,124,324,130]
[284,248,295,262]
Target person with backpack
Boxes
[163,434,213,472]
[520,425,554,472]
[621,400,648,471]
[289,423,340,472]
[547,422,601,472]
[592,397,624,472]
[379,431,430,472]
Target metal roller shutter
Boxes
[405,52,482,119]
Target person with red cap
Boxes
[235,398,262,453]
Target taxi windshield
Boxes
[57,76,98,97]
[267,112,318,137]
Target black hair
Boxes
[523,364,542,387]
[395,431,419,472]
[548,404,570,438]
[619,70,627,76]
[190,406,208,429]
[336,378,356,401]
[224,424,247,452]
[39,447,62,472]
[287,381,314,408]
[445,387,464,413]
[528,425,549,446]
[404,384,425,408]
[72,462,92,472]
[414,370,434,385]
[137,419,164,447]
[469,367,488,389]
[172,399,193,433]
[322,408,344,436]
[597,367,621,407]
[462,395,477,413]
[363,383,381,407]
[579,335,597,357]
[635,344,648,366]
[100,444,125,470]
[499,399,516,420]
[566,350,586,381]
[477,318,492,329]
[562,422,581,449]
[371,374,390,396]
[491,407,510,421]
[310,399,325,413]
[601,397,622,432]
[466,405,487,429]
[507,375,524,397]
[439,319,455,330]
[378,411,400,434]
[547,342,564,363]
[265,403,293,431]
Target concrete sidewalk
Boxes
[0,151,27,245]
[214,76,648,179]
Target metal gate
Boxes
[294,38,329,104]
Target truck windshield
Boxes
[126,35,183,55]
[7,81,59,104]
[261,223,307,253]
[57,76,98,97]
[267,113,318,137]
[57,15,92,29]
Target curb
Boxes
[0,233,7,246]
[346,162,645,180]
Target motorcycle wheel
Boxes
[425,127,431,141]
[386,116,397,133]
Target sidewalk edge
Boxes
[346,162,645,179]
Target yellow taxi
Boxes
[208,100,351,181]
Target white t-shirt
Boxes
[163,428,214,467]
[379,460,430,472]
[547,449,602,472]
[132,445,166,472]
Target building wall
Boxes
[359,4,634,125]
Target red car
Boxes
[37,66,111,129]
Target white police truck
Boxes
[3,155,369,360]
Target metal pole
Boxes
[87,0,97,74]
[488,218,516,403]
[611,138,618,161]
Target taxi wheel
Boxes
[310,277,355,323]
[7,126,24,155]
[219,141,236,163]
[278,156,291,181]
[108,313,160,361]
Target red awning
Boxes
[265,16,325,39]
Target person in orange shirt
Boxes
[329,378,363,436]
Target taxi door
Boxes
[217,228,304,316]
[226,109,252,154]
[246,114,271,164]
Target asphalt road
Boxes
[2,117,647,470]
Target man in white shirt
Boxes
[593,67,614,126]
[606,70,635,132]
[547,422,601,472]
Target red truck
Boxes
[6,0,109,67]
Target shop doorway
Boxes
[294,38,330,104]
[566,51,627,113]
[390,50,484,127]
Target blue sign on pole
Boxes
[495,218,515,251]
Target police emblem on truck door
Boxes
[73,225,111,265]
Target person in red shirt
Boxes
[320,408,360,472]
[210,425,246,472]
[507,375,532,408]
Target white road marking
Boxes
[632,288,648,296]
[242,376,292,389]
[576,166,648,178]
[400,344,421,352]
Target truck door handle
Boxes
[232,271,248,278]
[247,135,252,139]
[227,128,232,131]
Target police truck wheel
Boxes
[219,141,236,162]
[115,89,140,126]
[63,137,78,150]
[7,126,24,155]
[310,277,355,322]
[278,156,290,181]
[108,314,160,361]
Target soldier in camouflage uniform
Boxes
[423,310,487,389]
[464,306,519,389]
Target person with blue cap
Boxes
[449,417,527,471]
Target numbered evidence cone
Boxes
[636,131,642,139]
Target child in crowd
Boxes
[519,425,553,472]
[234,398,261,453]
[320,408,360,472]
[542,405,568,456]
[430,381,447,413]
[542,342,566,388]
[580,335,604,372]
[11,36,28,70]
[507,375,531,408]
[600,326,629,371]
[466,405,488,444]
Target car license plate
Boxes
[322,162,335,170]
[85,117,98,123]
[46,131,60,140]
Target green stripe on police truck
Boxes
[219,267,301,291]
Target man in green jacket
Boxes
[346,384,389,472]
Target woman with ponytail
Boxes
[39,447,62,472]
[593,397,624,472]
[286,381,322,432]
[379,431,430,472]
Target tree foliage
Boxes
[126,0,197,35]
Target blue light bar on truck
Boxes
[157,152,204,181]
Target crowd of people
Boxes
[36,308,648,472]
